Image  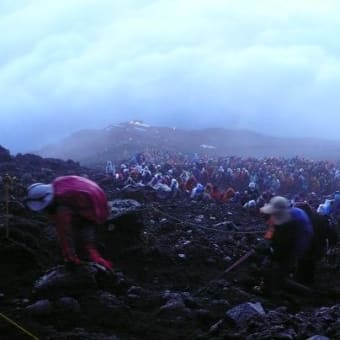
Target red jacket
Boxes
[211,188,222,201]
[221,187,235,203]
[53,176,109,225]
[49,176,110,263]
[185,176,197,192]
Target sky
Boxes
[1,0,340,153]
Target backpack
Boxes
[294,202,338,258]
[311,214,338,258]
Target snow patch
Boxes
[200,144,216,149]
[129,120,150,128]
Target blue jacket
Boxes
[272,207,314,261]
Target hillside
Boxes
[38,121,340,164]
[1,150,339,339]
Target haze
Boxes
[1,0,340,153]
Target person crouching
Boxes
[260,196,315,293]
[25,175,112,270]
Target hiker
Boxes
[259,196,315,293]
[296,201,338,260]
[221,187,235,203]
[190,183,205,200]
[184,175,198,195]
[205,183,222,201]
[248,182,259,201]
[170,178,180,198]
[210,186,221,201]
[24,176,113,270]
[105,161,115,177]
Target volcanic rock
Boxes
[25,299,52,317]
[226,302,266,327]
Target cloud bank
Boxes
[1,0,340,152]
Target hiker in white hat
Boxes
[25,176,113,270]
[259,196,315,293]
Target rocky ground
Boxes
[0,147,340,339]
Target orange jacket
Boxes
[264,217,275,240]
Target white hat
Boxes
[25,183,54,211]
[260,196,291,225]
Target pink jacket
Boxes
[53,176,109,225]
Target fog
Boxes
[1,0,340,153]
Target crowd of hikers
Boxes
[105,151,340,212]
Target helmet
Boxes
[25,183,54,211]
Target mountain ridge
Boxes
[38,121,340,164]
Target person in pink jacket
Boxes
[25,176,112,270]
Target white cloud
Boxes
[1,0,340,151]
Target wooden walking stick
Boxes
[195,249,256,296]
[224,249,256,274]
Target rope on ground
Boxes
[150,207,265,235]
[0,312,39,340]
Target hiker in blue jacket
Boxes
[260,196,315,293]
